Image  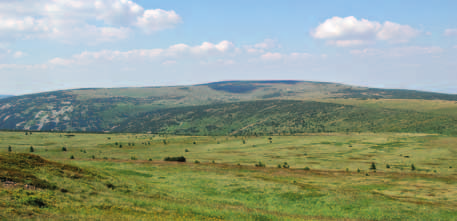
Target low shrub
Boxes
[164,156,186,162]
[370,162,376,170]
[105,183,115,189]
[255,161,266,167]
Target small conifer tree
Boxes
[30,146,34,152]
[8,145,12,152]
[411,164,416,171]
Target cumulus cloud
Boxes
[0,0,181,44]
[49,40,236,65]
[244,39,279,53]
[351,46,443,57]
[135,9,182,33]
[311,16,420,46]
[444,29,457,37]
[259,52,313,62]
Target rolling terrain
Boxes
[1,80,457,134]
[1,131,457,220]
[2,81,457,220]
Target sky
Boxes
[1,0,456,95]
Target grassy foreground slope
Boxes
[1,80,457,133]
[115,100,457,135]
[1,131,457,220]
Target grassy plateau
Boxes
[1,131,457,220]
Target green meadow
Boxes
[1,131,457,220]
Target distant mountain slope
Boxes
[0,95,12,99]
[1,80,456,133]
[114,100,457,135]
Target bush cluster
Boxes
[255,161,266,167]
[164,156,186,162]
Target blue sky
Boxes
[1,0,456,95]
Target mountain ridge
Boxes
[1,80,457,134]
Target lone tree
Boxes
[8,145,12,152]
[30,146,34,152]
[62,147,67,151]
[411,164,416,171]
[370,162,376,170]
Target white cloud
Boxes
[0,49,27,60]
[135,9,182,33]
[49,40,236,65]
[311,16,420,46]
[13,51,26,58]
[246,48,264,54]
[312,16,380,40]
[327,40,374,47]
[376,21,420,43]
[201,59,236,65]
[444,29,457,37]
[0,0,181,44]
[260,52,282,61]
[351,46,443,57]
[350,48,383,56]
[0,64,48,70]
[244,39,279,53]
[253,39,278,49]
[259,52,313,62]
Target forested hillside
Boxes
[114,100,457,135]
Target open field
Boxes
[1,131,457,220]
